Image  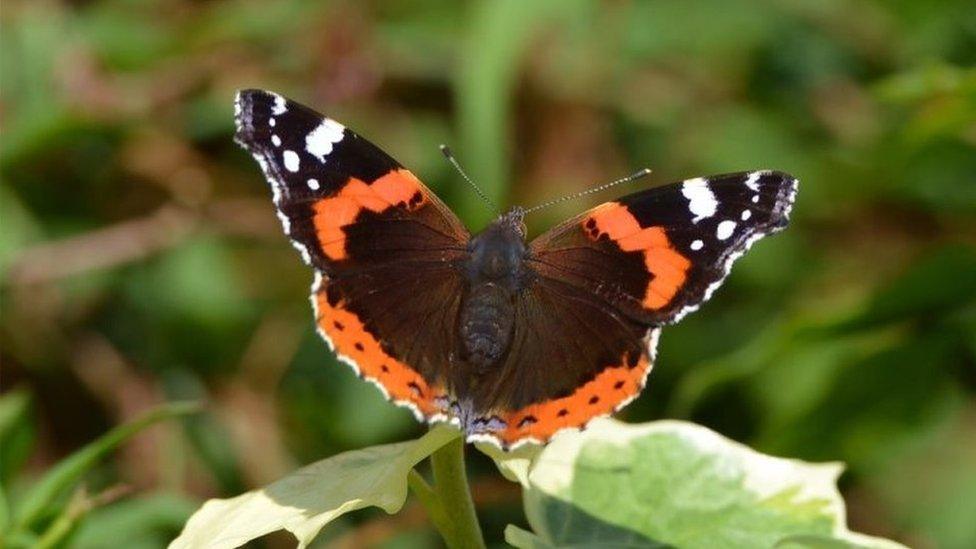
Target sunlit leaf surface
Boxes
[502,419,905,549]
[169,425,458,549]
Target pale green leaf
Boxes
[505,519,668,549]
[169,424,459,549]
[505,525,555,549]
[776,533,905,548]
[475,441,540,487]
[503,419,905,549]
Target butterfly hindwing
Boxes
[235,89,469,420]
[312,269,464,421]
[465,276,660,448]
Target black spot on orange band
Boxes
[489,349,653,447]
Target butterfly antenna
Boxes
[522,168,653,215]
[440,145,498,214]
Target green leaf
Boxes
[505,525,556,549]
[505,522,670,549]
[0,388,35,537]
[72,493,199,549]
[0,388,35,488]
[0,186,43,280]
[775,534,901,548]
[501,419,904,549]
[13,401,200,531]
[475,440,540,487]
[169,424,460,549]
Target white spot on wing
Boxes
[681,178,718,222]
[271,135,281,147]
[752,195,760,203]
[307,178,320,190]
[283,150,300,172]
[269,118,276,127]
[741,210,751,221]
[666,176,799,325]
[717,220,736,240]
[745,171,762,191]
[306,119,346,162]
[691,239,704,251]
[271,93,287,115]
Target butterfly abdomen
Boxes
[458,283,515,369]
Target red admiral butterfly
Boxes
[234,90,797,450]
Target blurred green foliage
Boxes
[1,0,974,547]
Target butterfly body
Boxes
[458,211,526,372]
[234,89,798,450]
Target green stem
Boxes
[34,502,81,549]
[427,436,486,549]
[407,470,452,538]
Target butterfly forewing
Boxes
[234,89,468,271]
[235,89,469,421]
[529,170,797,324]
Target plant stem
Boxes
[428,436,486,549]
[407,470,452,538]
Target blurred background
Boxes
[2,0,975,547]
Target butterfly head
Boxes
[499,206,526,237]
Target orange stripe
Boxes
[312,169,428,260]
[493,352,650,446]
[315,288,442,415]
[585,204,692,310]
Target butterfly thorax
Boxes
[458,212,529,373]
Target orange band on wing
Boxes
[584,203,692,309]
[314,284,442,416]
[492,351,651,447]
[312,169,428,260]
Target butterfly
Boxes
[234,89,797,450]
